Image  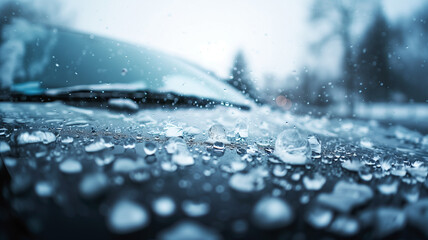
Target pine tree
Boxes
[357,7,392,102]
[228,51,259,101]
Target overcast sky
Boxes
[58,0,425,85]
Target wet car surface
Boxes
[1,100,428,239]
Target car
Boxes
[1,23,428,240]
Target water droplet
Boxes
[160,159,177,172]
[252,197,293,229]
[221,160,246,173]
[158,220,221,240]
[113,158,137,172]
[182,200,210,217]
[143,142,157,155]
[95,154,115,166]
[378,181,399,195]
[306,206,333,229]
[107,199,150,234]
[129,169,150,183]
[328,215,359,236]
[152,196,176,217]
[303,173,326,190]
[123,138,136,149]
[272,165,287,177]
[229,168,265,193]
[59,159,82,174]
[79,173,108,199]
[35,181,54,197]
[213,141,225,151]
[0,141,11,153]
[358,166,373,181]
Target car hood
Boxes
[1,101,426,154]
[1,101,428,239]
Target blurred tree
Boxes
[310,0,372,116]
[0,0,70,90]
[356,7,392,102]
[0,0,66,40]
[227,51,260,102]
[388,3,428,103]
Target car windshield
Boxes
[3,21,249,107]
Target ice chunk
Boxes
[165,138,194,166]
[172,153,194,166]
[152,196,176,217]
[158,220,220,240]
[165,125,183,138]
[85,138,110,153]
[184,126,201,136]
[61,136,74,144]
[317,181,373,212]
[17,131,56,145]
[341,159,363,172]
[59,159,82,174]
[252,197,293,229]
[360,138,374,149]
[308,135,321,154]
[360,207,406,238]
[235,119,249,138]
[274,128,311,165]
[208,124,227,143]
[107,199,149,234]
[165,137,186,154]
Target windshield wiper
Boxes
[2,90,250,110]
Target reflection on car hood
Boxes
[0,102,428,239]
